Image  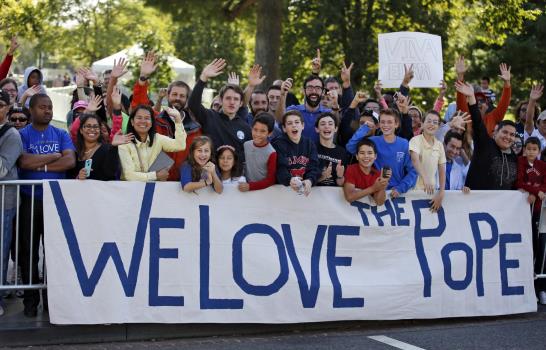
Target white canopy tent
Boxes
[91,45,196,87]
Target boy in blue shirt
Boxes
[346,108,417,198]
[18,94,75,317]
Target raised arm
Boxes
[244,64,266,106]
[106,58,129,118]
[340,62,354,109]
[189,58,226,125]
[0,36,18,80]
[525,84,543,135]
[455,55,469,114]
[274,78,292,123]
[485,63,512,126]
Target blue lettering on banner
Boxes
[441,242,473,290]
[282,224,327,308]
[370,200,396,226]
[413,199,446,297]
[469,213,499,297]
[149,218,185,306]
[327,225,364,308]
[391,197,410,226]
[49,181,154,297]
[233,224,289,296]
[499,234,524,296]
[350,201,370,226]
[199,205,243,309]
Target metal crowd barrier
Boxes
[0,181,47,296]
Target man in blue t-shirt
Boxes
[275,75,332,145]
[18,94,75,317]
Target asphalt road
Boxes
[5,306,546,350]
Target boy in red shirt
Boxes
[515,136,546,304]
[343,138,391,205]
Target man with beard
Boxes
[130,52,202,180]
[276,75,331,145]
[247,90,269,124]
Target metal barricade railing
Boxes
[0,181,47,297]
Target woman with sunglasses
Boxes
[68,114,133,180]
[7,105,30,130]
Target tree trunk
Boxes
[254,0,282,89]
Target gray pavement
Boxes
[3,306,546,349]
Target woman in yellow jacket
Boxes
[118,104,187,181]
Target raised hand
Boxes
[455,55,467,77]
[78,67,99,84]
[7,36,19,56]
[374,81,383,98]
[75,70,86,87]
[200,58,227,82]
[158,88,167,99]
[321,162,333,182]
[111,85,122,109]
[395,93,410,114]
[402,64,414,86]
[498,63,511,82]
[529,84,544,101]
[311,48,321,74]
[227,72,240,86]
[85,95,103,113]
[164,106,183,123]
[111,58,129,78]
[454,81,474,97]
[111,130,134,146]
[350,91,368,109]
[449,111,471,132]
[335,162,345,178]
[281,78,293,95]
[340,62,354,87]
[22,85,41,98]
[140,51,158,78]
[248,64,266,87]
[439,80,447,97]
[327,89,339,108]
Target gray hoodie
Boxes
[17,66,47,107]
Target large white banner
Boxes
[43,181,536,325]
[378,31,444,88]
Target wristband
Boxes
[139,76,149,82]
[44,164,48,173]
[204,179,208,186]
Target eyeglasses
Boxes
[424,120,440,125]
[305,86,324,93]
[83,124,100,130]
[1,89,16,94]
[10,117,27,123]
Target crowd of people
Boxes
[0,36,545,318]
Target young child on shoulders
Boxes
[180,136,222,193]
[217,145,246,185]
[343,138,391,205]
[272,110,320,196]
[409,110,447,211]
[239,113,277,192]
[315,112,349,187]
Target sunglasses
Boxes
[10,117,28,122]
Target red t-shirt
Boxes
[345,164,380,190]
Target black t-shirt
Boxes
[316,143,349,186]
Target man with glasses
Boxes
[455,81,517,190]
[0,90,23,316]
[276,75,331,145]
[0,79,19,107]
